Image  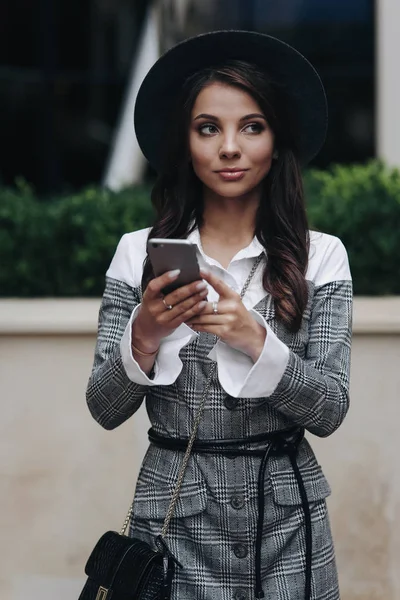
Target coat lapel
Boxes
[252,293,276,322]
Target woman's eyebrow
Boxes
[193,112,266,122]
[240,113,267,122]
[193,113,220,121]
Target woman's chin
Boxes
[205,182,261,200]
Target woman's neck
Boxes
[202,187,259,236]
[199,189,260,267]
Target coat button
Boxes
[230,495,245,510]
[233,589,248,600]
[233,543,248,559]
[224,395,239,410]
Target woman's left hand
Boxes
[186,269,267,362]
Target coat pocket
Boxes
[133,477,208,520]
[270,463,331,506]
[132,447,209,520]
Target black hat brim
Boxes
[134,30,328,171]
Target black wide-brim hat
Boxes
[134,30,328,171]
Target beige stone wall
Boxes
[0,298,399,600]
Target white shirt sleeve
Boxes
[120,305,198,385]
[208,309,289,398]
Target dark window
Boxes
[213,0,375,168]
[0,0,147,194]
[0,0,374,193]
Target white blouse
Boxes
[106,228,351,399]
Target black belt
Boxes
[148,427,312,600]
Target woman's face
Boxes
[188,82,275,200]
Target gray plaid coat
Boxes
[87,229,352,600]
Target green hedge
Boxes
[1,161,400,297]
[304,161,400,295]
[0,182,154,296]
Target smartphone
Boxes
[147,238,201,295]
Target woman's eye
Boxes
[199,124,219,136]
[243,122,264,134]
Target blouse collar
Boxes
[187,227,265,266]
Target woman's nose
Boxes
[219,135,241,159]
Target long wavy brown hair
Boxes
[141,60,310,332]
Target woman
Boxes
[87,31,352,600]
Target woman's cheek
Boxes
[192,150,213,174]
[191,157,209,183]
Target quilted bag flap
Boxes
[84,531,163,596]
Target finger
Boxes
[164,279,207,307]
[165,301,209,329]
[180,300,208,325]
[199,269,239,300]
[145,269,182,299]
[188,324,223,337]
[177,299,210,323]
[187,314,233,326]
[158,288,208,323]
[186,299,237,318]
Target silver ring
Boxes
[162,298,173,310]
[212,301,218,314]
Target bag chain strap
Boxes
[121,253,264,537]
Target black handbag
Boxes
[78,530,177,600]
[78,255,263,600]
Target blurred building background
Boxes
[0,0,375,194]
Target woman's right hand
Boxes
[131,269,208,353]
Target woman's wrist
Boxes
[243,322,267,362]
[131,342,159,357]
[131,322,160,355]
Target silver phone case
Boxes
[147,238,201,294]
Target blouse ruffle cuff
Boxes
[120,304,198,385]
[207,309,289,398]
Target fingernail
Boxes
[196,281,207,290]
[168,269,181,278]
[198,301,207,309]
[200,268,210,276]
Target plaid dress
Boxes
[87,228,352,600]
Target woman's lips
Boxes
[216,170,247,181]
